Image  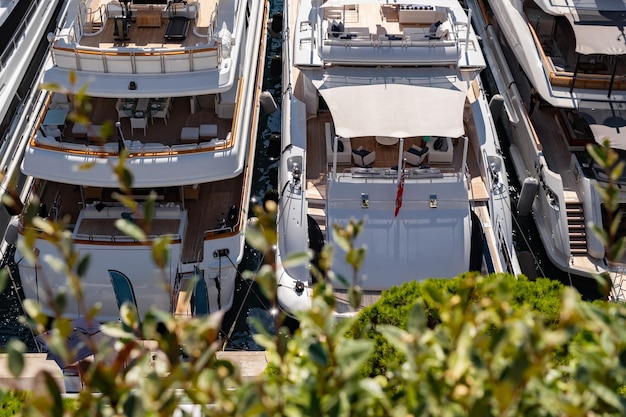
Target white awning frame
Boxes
[306,67,468,138]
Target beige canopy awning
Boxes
[306,67,468,138]
[566,13,626,55]
[590,123,626,151]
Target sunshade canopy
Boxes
[306,67,467,138]
[590,122,626,151]
[566,13,626,55]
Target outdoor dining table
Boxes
[136,98,150,112]
[42,108,69,126]
[375,136,399,146]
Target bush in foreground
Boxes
[354,274,567,377]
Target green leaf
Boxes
[377,325,413,357]
[405,301,427,335]
[114,165,134,192]
[309,341,329,367]
[349,285,362,309]
[332,226,351,252]
[115,218,146,241]
[54,292,67,312]
[113,192,138,211]
[123,392,145,417]
[100,322,137,339]
[612,237,626,263]
[0,269,7,293]
[152,235,171,269]
[143,195,156,225]
[77,161,96,170]
[22,299,47,328]
[345,247,366,271]
[120,302,140,328]
[610,210,623,237]
[42,370,64,417]
[588,380,624,412]
[245,224,269,253]
[336,339,373,378]
[76,254,91,277]
[7,340,25,377]
[282,251,309,269]
[611,161,624,181]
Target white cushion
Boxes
[72,123,89,135]
[199,124,218,137]
[181,127,199,142]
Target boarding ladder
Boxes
[566,202,587,256]
[306,181,327,240]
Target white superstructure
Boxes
[276,0,520,316]
[12,0,269,321]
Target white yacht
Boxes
[276,0,520,316]
[11,0,269,322]
[0,0,62,196]
[0,0,61,132]
[473,0,626,290]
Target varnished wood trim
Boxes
[18,228,183,246]
[55,45,218,56]
[527,22,626,91]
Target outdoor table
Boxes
[43,108,69,126]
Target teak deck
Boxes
[81,0,217,49]
[35,88,238,266]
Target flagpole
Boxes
[395,138,405,217]
[397,137,404,182]
[116,121,127,154]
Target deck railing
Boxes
[33,134,231,155]
[335,166,461,182]
[51,42,220,74]
[323,29,458,49]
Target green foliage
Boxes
[0,390,28,416]
[375,278,626,416]
[587,139,626,297]
[352,274,567,377]
[7,73,626,417]
[0,389,79,416]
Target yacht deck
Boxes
[42,95,231,147]
[79,0,216,49]
[303,109,489,203]
[34,92,240,264]
[322,3,449,40]
[34,173,244,264]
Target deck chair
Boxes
[130,117,147,135]
[50,93,70,110]
[403,144,429,166]
[151,107,169,125]
[108,269,140,325]
[352,146,376,167]
[191,266,209,316]
[41,125,62,139]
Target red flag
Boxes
[395,172,405,217]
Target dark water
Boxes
[0,247,37,350]
[220,0,284,349]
